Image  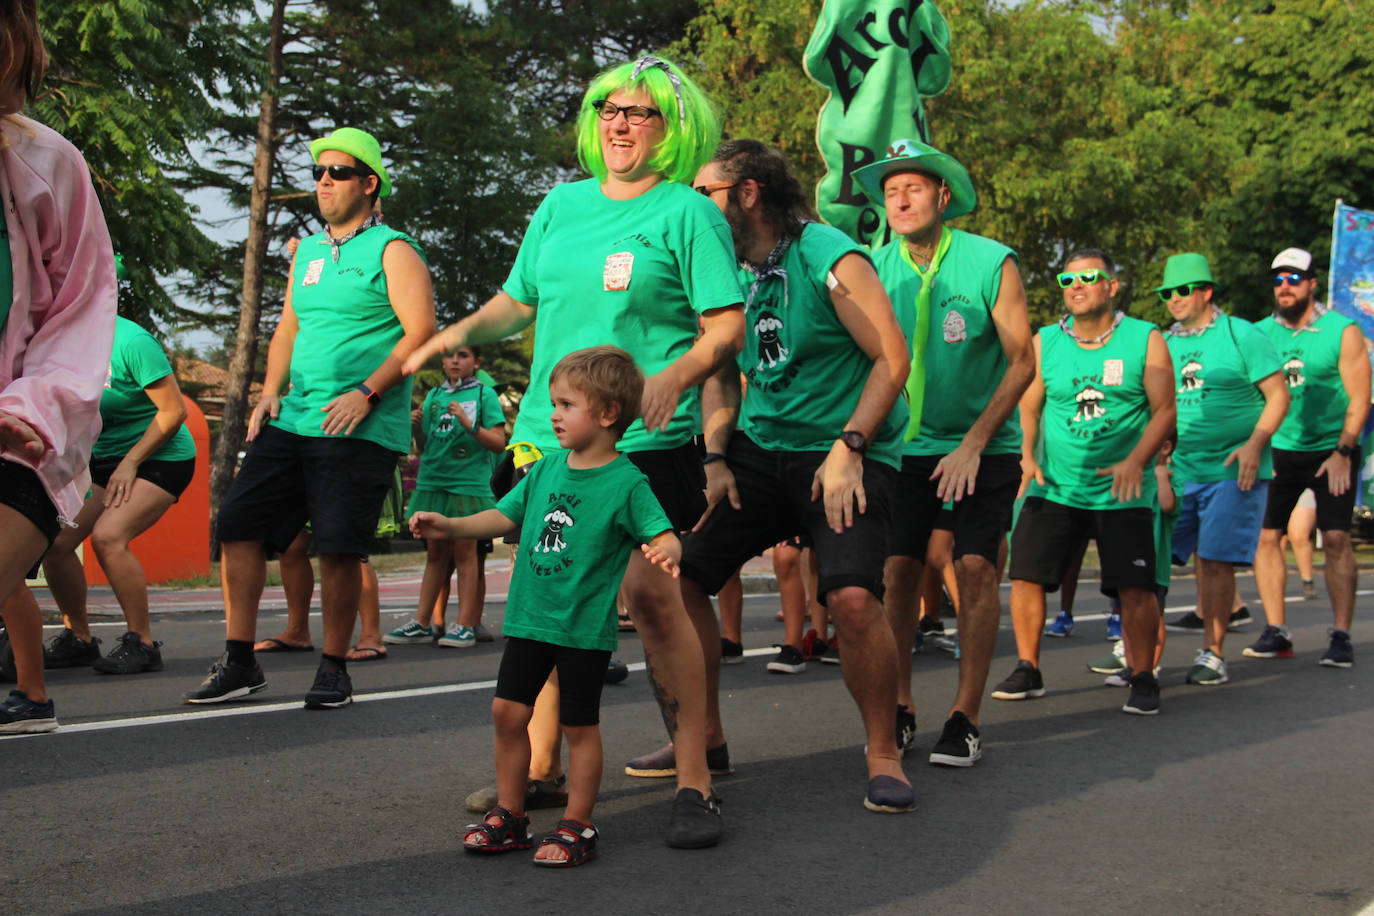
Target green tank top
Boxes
[273,224,423,453]
[1026,315,1157,510]
[1255,309,1355,452]
[873,229,1022,457]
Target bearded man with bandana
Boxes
[678,139,917,814]
[855,140,1034,769]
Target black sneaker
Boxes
[664,788,723,848]
[43,628,102,669]
[182,656,267,704]
[304,660,353,709]
[1227,606,1252,631]
[819,637,841,665]
[990,660,1045,700]
[1302,579,1317,600]
[1242,624,1293,659]
[720,638,744,665]
[604,658,629,684]
[918,617,945,637]
[1122,671,1161,716]
[1319,628,1354,668]
[92,631,163,675]
[1166,611,1205,632]
[766,644,806,674]
[0,689,58,734]
[896,704,917,756]
[929,711,981,767]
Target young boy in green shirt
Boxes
[410,346,681,867]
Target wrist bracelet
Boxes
[702,452,726,466]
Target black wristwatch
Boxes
[1336,443,1355,459]
[840,430,867,454]
[702,452,727,466]
[356,383,381,407]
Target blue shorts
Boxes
[1171,479,1269,566]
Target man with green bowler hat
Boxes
[855,139,1035,767]
[1159,252,1287,686]
[185,127,436,709]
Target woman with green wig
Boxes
[405,56,743,854]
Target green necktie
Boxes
[899,226,952,441]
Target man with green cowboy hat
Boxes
[856,138,1035,767]
[185,126,437,709]
[1158,251,1288,687]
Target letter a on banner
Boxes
[803,0,952,249]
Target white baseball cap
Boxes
[1271,247,1314,274]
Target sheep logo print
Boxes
[537,505,575,553]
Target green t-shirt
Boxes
[1156,473,1179,588]
[92,316,195,462]
[874,228,1022,457]
[1166,313,1282,484]
[1027,315,1157,510]
[1255,309,1356,452]
[497,453,673,652]
[737,223,907,469]
[414,379,505,495]
[273,224,423,453]
[503,179,743,453]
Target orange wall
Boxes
[84,395,211,586]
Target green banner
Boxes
[803,0,952,247]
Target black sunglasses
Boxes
[1157,282,1209,302]
[592,100,663,125]
[312,163,374,183]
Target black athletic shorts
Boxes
[1263,447,1360,533]
[679,431,895,603]
[1009,497,1156,597]
[495,636,611,727]
[216,424,399,557]
[888,451,1022,564]
[89,456,195,500]
[1,459,60,577]
[628,440,707,533]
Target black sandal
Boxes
[533,819,599,868]
[463,806,533,854]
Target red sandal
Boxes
[532,819,598,868]
[462,806,533,854]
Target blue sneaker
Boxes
[1106,613,1123,641]
[0,689,58,733]
[1045,611,1074,637]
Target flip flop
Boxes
[254,637,314,653]
[347,645,387,661]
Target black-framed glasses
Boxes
[694,182,738,198]
[1157,282,1208,302]
[312,163,373,183]
[1272,272,1307,287]
[1056,269,1110,288]
[592,99,662,125]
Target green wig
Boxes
[576,56,721,186]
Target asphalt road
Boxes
[4,571,1372,915]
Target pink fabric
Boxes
[0,115,116,523]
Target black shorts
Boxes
[1009,497,1156,596]
[679,431,895,603]
[888,452,1022,564]
[1263,447,1360,532]
[495,636,611,727]
[89,456,195,500]
[216,424,399,557]
[1,459,60,577]
[628,441,706,533]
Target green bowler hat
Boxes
[851,138,976,220]
[1153,252,1216,291]
[310,127,392,198]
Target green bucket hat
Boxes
[1154,252,1216,292]
[851,138,976,220]
[310,127,392,198]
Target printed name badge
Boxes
[604,251,634,291]
[303,258,325,286]
[1103,359,1124,386]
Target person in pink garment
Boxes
[0,0,118,733]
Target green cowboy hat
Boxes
[1153,252,1217,292]
[310,127,392,198]
[851,138,977,220]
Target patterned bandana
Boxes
[1059,310,1125,345]
[324,214,381,263]
[631,56,686,128]
[1168,305,1223,338]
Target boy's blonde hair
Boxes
[549,346,644,438]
